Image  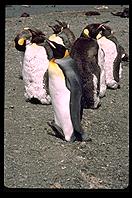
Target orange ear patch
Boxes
[18,38,25,45]
[83,28,89,36]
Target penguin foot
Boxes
[81,133,92,142]
[99,94,106,98]
[69,133,77,142]
[99,89,106,98]
[107,83,120,90]
[40,96,51,105]
[107,81,119,89]
[74,131,92,142]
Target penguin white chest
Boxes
[97,37,118,88]
[48,61,73,141]
[22,44,51,103]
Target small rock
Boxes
[21,5,31,7]
[20,12,30,17]
[85,11,100,16]
[61,166,66,169]
[9,105,14,109]
[50,182,62,188]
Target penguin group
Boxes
[14,19,128,142]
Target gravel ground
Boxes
[4,5,129,191]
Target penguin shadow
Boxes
[47,121,66,141]
[19,75,23,80]
[26,97,51,105]
[29,98,43,104]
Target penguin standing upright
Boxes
[93,23,129,62]
[80,22,123,89]
[46,41,91,142]
[14,28,51,104]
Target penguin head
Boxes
[81,23,101,39]
[99,25,114,37]
[80,21,111,39]
[14,29,32,51]
[27,28,46,44]
[48,20,70,40]
[48,24,62,34]
[46,39,67,59]
[48,20,70,36]
[48,20,71,57]
[14,27,46,51]
[55,20,75,52]
[55,20,69,29]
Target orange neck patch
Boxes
[48,59,65,79]
[64,50,69,57]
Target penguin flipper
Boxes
[55,57,84,136]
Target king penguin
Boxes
[46,40,91,142]
[80,22,122,89]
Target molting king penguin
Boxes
[80,21,123,89]
[14,28,52,105]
